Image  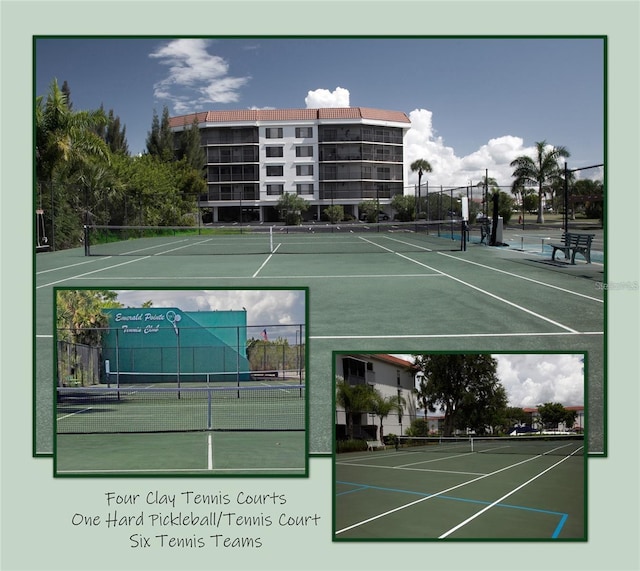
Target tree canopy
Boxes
[510,140,570,223]
[56,289,122,346]
[36,80,207,251]
[537,402,577,431]
[413,354,507,436]
[276,192,309,225]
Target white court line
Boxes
[311,331,603,340]
[438,453,577,539]
[208,434,213,470]
[327,242,581,334]
[151,238,216,256]
[98,238,191,256]
[437,252,603,303]
[391,251,579,334]
[66,273,445,280]
[56,467,306,474]
[36,256,151,289]
[337,463,486,477]
[36,257,112,275]
[252,244,280,277]
[336,453,543,535]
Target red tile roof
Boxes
[522,405,584,413]
[369,354,414,368]
[169,107,410,128]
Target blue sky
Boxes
[35,37,604,188]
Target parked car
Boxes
[360,211,390,221]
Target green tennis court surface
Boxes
[56,385,305,433]
[54,380,306,476]
[56,431,306,476]
[36,222,605,457]
[335,436,585,540]
[83,221,470,256]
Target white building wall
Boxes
[336,354,416,442]
[259,122,318,203]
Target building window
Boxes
[296,184,314,195]
[266,184,284,196]
[296,146,314,158]
[265,127,283,139]
[322,128,337,142]
[266,165,284,177]
[208,164,258,182]
[296,165,314,176]
[265,146,284,158]
[295,127,313,138]
[376,167,391,180]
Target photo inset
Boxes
[334,352,585,540]
[54,288,307,476]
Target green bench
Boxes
[549,232,595,264]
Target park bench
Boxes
[366,440,385,451]
[64,376,82,387]
[251,370,279,378]
[549,232,595,264]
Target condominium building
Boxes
[169,107,411,223]
[335,354,417,443]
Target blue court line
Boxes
[336,480,569,538]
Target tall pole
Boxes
[417,169,422,219]
[425,180,429,221]
[485,169,489,219]
[563,162,569,232]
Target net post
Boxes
[83,225,90,256]
[269,226,274,253]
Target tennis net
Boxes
[83,221,469,256]
[101,370,305,388]
[395,434,584,456]
[56,385,305,434]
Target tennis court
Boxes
[334,435,585,540]
[35,220,605,458]
[55,385,306,476]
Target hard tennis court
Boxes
[55,384,306,476]
[334,435,585,540]
[35,221,605,458]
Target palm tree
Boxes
[36,78,110,185]
[413,373,431,434]
[369,390,406,444]
[36,79,111,248]
[410,159,433,219]
[335,377,374,440]
[510,140,570,223]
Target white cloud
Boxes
[305,87,350,108]
[115,290,306,328]
[404,109,531,190]
[149,39,250,110]
[496,354,584,408]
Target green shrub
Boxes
[336,439,368,453]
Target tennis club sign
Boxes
[111,310,181,334]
